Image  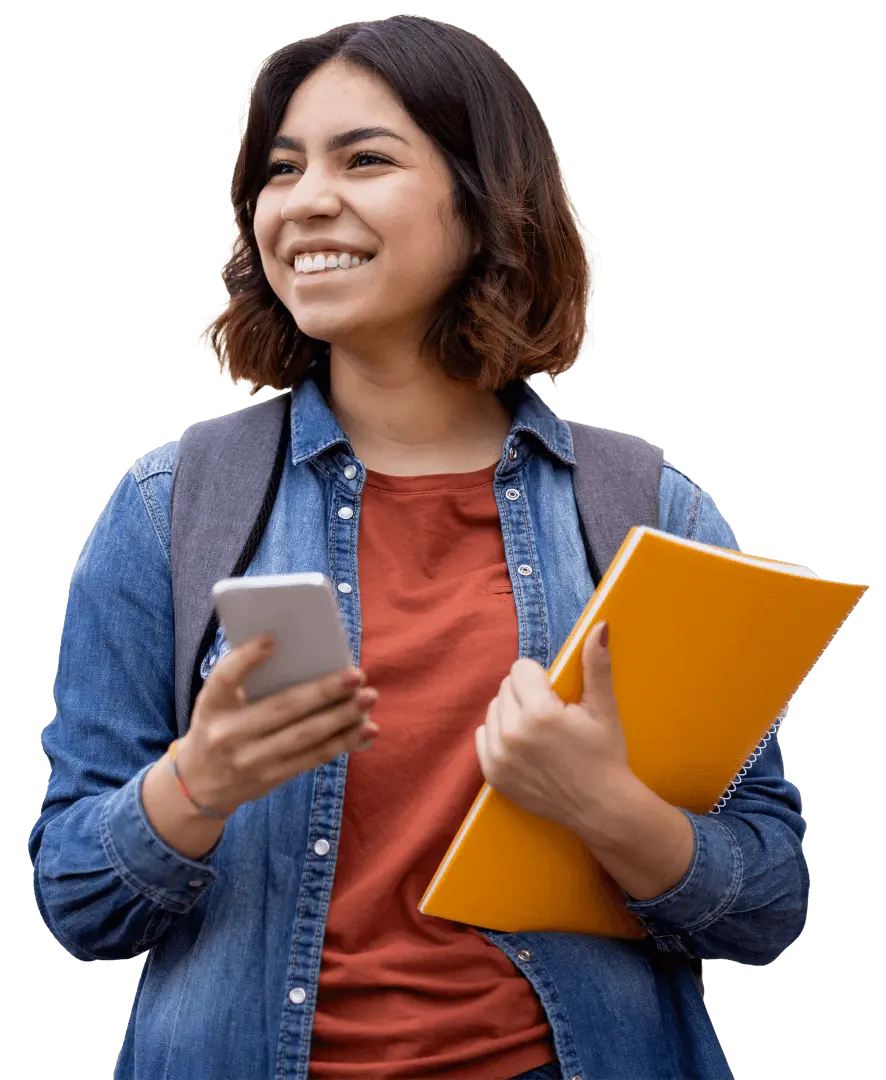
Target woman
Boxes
[28,16,808,1080]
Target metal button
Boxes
[187,879,205,888]
[572,1075,583,1080]
[337,582,352,594]
[505,488,521,500]
[289,987,306,1005]
[508,447,518,460]
[516,949,532,961]
[313,839,330,857]
[338,506,354,519]
[343,464,358,479]
[517,564,533,576]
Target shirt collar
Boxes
[288,357,577,468]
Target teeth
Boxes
[294,251,371,274]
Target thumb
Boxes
[579,620,614,712]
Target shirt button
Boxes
[517,564,533,576]
[505,488,521,500]
[337,582,352,594]
[313,839,330,856]
[187,879,205,888]
[516,949,532,961]
[337,506,354,519]
[572,1075,583,1080]
[289,987,306,1005]
[343,464,358,479]
[508,447,518,460]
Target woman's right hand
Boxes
[173,635,380,819]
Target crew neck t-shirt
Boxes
[308,460,557,1079]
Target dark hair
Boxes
[201,15,592,395]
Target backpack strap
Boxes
[170,391,292,737]
[566,421,663,587]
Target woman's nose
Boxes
[280,166,343,221]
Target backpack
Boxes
[168,383,703,994]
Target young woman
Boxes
[28,16,808,1080]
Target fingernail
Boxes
[600,621,609,648]
[357,687,379,707]
[342,668,365,689]
[361,719,380,735]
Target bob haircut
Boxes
[202,15,592,395]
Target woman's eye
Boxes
[349,152,389,168]
[267,161,297,177]
[266,152,390,178]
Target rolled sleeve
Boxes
[624,810,742,949]
[100,766,218,914]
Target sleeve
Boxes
[27,463,219,961]
[623,468,809,965]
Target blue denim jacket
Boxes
[29,372,808,1080]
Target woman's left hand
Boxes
[475,620,634,836]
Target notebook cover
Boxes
[419,527,867,936]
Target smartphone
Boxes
[211,572,354,703]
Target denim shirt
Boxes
[29,372,808,1080]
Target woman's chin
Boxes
[291,307,379,348]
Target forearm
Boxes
[571,768,695,901]
[141,750,226,860]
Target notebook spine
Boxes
[710,585,865,814]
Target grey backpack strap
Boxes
[170,391,292,737]
[566,421,663,586]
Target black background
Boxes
[22,12,873,1075]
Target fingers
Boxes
[265,716,380,786]
[240,660,366,738]
[199,636,364,737]
[198,635,275,710]
[237,686,380,776]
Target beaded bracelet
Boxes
[167,739,229,820]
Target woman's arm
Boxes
[614,476,809,964]
[27,447,220,961]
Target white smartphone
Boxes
[211,572,354,703]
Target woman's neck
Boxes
[317,347,515,475]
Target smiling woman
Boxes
[201,19,590,401]
[28,13,809,1080]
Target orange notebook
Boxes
[419,526,867,938]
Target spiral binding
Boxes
[708,584,866,814]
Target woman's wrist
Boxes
[141,746,228,861]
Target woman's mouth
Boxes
[293,251,375,276]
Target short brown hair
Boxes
[201,15,592,395]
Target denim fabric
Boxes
[509,1062,563,1080]
[29,371,809,1080]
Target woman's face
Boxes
[254,61,475,350]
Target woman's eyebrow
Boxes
[272,127,410,153]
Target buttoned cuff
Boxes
[99,764,219,913]
[624,809,742,947]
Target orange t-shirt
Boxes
[308,460,556,1079]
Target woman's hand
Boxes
[175,635,380,818]
[475,621,632,836]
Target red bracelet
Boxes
[167,740,229,820]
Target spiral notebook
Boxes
[418,526,867,938]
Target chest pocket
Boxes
[199,624,232,681]
[487,562,514,597]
